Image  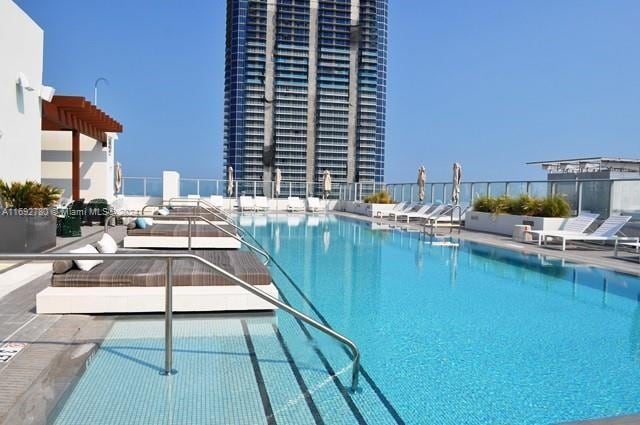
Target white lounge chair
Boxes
[424,205,469,227]
[375,202,407,218]
[528,213,599,245]
[287,197,305,212]
[539,215,632,251]
[388,203,419,221]
[307,197,321,212]
[209,195,224,209]
[396,204,448,223]
[238,196,255,212]
[255,196,269,212]
[615,240,640,263]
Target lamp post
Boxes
[93,77,109,106]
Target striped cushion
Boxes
[51,250,270,287]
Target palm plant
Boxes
[0,180,62,208]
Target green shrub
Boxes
[364,191,395,204]
[0,180,62,208]
[472,194,570,218]
[538,195,571,217]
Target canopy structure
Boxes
[42,96,123,199]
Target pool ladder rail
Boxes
[0,251,361,392]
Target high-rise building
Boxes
[223,0,387,192]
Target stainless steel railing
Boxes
[104,214,270,265]
[0,252,361,391]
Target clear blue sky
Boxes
[16,0,640,182]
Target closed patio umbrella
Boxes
[322,170,332,199]
[417,166,426,201]
[227,166,234,197]
[275,167,281,197]
[114,162,123,194]
[452,163,462,205]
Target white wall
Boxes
[0,0,44,183]
[41,131,118,202]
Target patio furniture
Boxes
[528,213,599,245]
[538,215,632,251]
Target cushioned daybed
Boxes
[37,250,278,314]
[124,223,241,249]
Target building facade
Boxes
[223,0,387,192]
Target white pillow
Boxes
[143,217,154,226]
[95,233,118,254]
[157,207,170,216]
[69,244,103,271]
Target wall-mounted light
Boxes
[40,85,56,102]
[16,72,35,91]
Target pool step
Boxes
[244,317,403,425]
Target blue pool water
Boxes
[52,214,640,424]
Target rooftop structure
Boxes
[528,157,640,177]
[223,0,388,192]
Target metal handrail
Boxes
[167,198,240,229]
[104,214,270,265]
[141,200,229,224]
[0,252,361,391]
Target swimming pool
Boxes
[52,214,640,424]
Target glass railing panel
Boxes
[488,182,507,197]
[471,183,488,200]
[527,182,549,198]
[579,180,611,218]
[552,181,578,215]
[506,182,527,197]
[610,180,640,220]
[122,178,145,196]
[145,178,162,197]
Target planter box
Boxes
[465,211,568,236]
[340,201,397,217]
[0,211,57,253]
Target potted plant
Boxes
[0,180,62,253]
[344,190,397,217]
[465,194,571,235]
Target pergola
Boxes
[42,96,123,199]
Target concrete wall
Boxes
[0,0,44,183]
[41,131,117,202]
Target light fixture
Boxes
[40,85,56,102]
[16,72,35,91]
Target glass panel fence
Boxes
[122,178,145,196]
[551,181,579,215]
[488,182,507,197]
[611,180,640,220]
[145,178,162,197]
[579,180,610,218]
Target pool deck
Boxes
[0,214,639,424]
[0,226,121,424]
[334,211,640,277]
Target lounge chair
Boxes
[307,197,321,212]
[538,215,632,251]
[528,213,600,245]
[287,197,305,212]
[254,196,269,212]
[124,222,241,249]
[424,205,469,227]
[395,204,447,223]
[388,203,419,220]
[37,249,278,314]
[375,202,407,218]
[239,195,256,212]
[209,195,224,209]
[615,240,640,263]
